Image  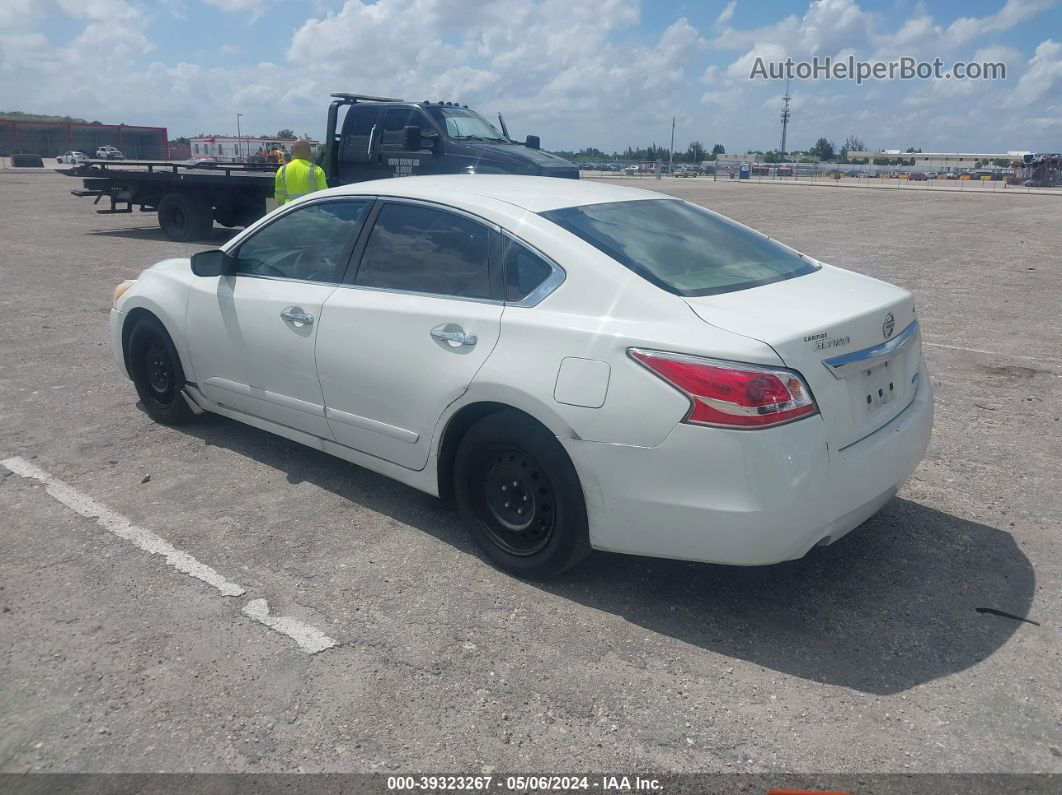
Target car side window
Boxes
[233,201,371,283]
[354,203,491,299]
[380,108,431,150]
[503,238,553,301]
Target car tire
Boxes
[454,411,590,579]
[158,193,213,242]
[127,317,194,426]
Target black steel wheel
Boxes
[127,317,194,425]
[476,445,556,556]
[454,410,590,578]
[142,337,177,404]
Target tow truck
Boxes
[61,93,577,241]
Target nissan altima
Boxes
[110,176,933,578]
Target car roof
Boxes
[324,175,665,213]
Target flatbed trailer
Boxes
[60,159,276,241]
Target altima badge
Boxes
[883,312,895,339]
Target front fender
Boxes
[114,259,195,382]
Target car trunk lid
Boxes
[683,265,921,450]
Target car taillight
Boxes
[629,348,818,429]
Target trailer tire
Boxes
[158,193,213,242]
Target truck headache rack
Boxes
[330,92,403,102]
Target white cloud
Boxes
[946,0,1057,46]
[0,0,42,30]
[1007,38,1062,105]
[201,0,265,11]
[715,1,736,31]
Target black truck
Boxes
[62,93,578,241]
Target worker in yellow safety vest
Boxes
[274,139,327,205]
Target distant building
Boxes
[715,152,818,169]
[0,119,167,159]
[189,135,321,161]
[847,150,1030,171]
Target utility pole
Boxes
[779,79,791,158]
[236,113,243,162]
[668,116,676,177]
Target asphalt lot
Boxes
[0,169,1059,775]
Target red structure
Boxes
[0,120,169,160]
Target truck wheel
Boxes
[158,193,213,241]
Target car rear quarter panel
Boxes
[468,215,788,448]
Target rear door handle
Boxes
[280,306,314,326]
[430,325,477,347]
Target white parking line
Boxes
[1,456,246,597]
[1,456,338,655]
[243,599,339,654]
[923,340,1062,368]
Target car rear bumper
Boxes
[562,367,933,566]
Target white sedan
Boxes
[110,176,932,578]
[57,151,88,165]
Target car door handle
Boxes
[430,325,477,346]
[280,306,314,326]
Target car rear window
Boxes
[540,199,817,296]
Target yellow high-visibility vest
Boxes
[274,159,328,205]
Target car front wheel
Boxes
[454,411,590,578]
[128,317,194,426]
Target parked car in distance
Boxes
[908,172,928,181]
[110,176,932,578]
[96,145,124,160]
[57,151,88,165]
[673,166,698,177]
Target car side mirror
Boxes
[403,125,421,151]
[525,135,540,150]
[191,249,236,277]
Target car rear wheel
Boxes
[158,193,213,242]
[454,411,590,578]
[128,318,194,425]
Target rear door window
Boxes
[353,203,491,299]
[342,105,380,164]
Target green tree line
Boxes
[549,141,726,163]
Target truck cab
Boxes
[323,94,578,183]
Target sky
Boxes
[0,0,1060,155]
